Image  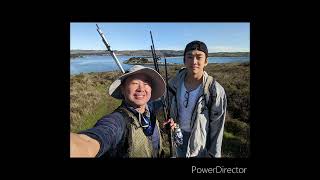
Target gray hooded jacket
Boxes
[168,68,227,157]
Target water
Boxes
[70,55,134,75]
[159,56,249,64]
[70,55,249,75]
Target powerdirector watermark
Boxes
[192,165,247,174]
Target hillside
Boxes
[70,62,250,158]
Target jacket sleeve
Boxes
[79,112,126,157]
[207,82,227,157]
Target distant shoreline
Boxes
[70,54,249,60]
[70,50,249,59]
[123,62,178,66]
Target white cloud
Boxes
[208,46,250,52]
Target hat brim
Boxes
[109,67,165,101]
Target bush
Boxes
[207,63,250,123]
[225,113,250,140]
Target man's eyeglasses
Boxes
[183,91,189,108]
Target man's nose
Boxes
[192,57,198,64]
[136,82,144,91]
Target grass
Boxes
[222,130,250,158]
[70,72,122,132]
[70,62,250,157]
[222,112,250,158]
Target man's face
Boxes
[184,50,208,75]
[121,73,152,108]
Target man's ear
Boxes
[205,58,209,66]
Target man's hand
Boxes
[70,133,100,158]
[162,118,176,130]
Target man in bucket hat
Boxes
[70,65,172,158]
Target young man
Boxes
[167,40,227,158]
[70,65,171,158]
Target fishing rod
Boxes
[149,31,180,157]
[150,45,158,72]
[96,24,125,74]
[150,31,160,72]
[164,56,170,112]
[149,31,168,118]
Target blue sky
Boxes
[70,23,250,52]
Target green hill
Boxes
[70,62,250,158]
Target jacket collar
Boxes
[122,101,151,118]
[169,68,209,93]
[169,68,209,114]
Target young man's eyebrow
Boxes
[187,54,204,57]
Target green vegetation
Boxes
[123,57,151,64]
[70,62,250,157]
[70,71,122,132]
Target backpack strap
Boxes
[204,75,216,112]
[204,76,216,152]
[115,106,141,129]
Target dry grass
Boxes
[70,62,250,157]
[70,71,122,132]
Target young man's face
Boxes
[121,73,152,108]
[184,50,208,75]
